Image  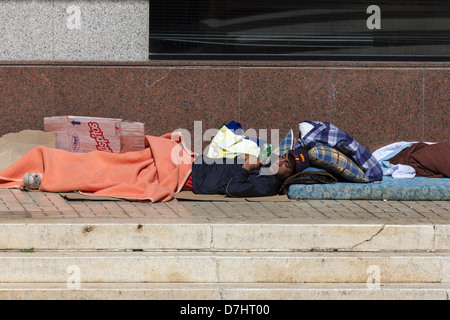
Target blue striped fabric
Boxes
[278,129,294,156]
[308,145,369,183]
[297,121,383,182]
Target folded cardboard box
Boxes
[121,120,146,153]
[0,130,56,172]
[44,116,145,153]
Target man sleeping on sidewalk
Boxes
[184,147,309,198]
[0,132,309,202]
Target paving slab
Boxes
[0,189,449,223]
[0,189,449,252]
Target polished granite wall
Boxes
[0,61,448,152]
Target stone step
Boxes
[1,251,449,284]
[0,282,449,300]
[0,218,448,252]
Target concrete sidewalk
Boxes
[0,188,450,300]
[1,188,450,252]
[1,188,449,222]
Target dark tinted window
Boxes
[149,0,450,59]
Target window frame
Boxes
[148,0,450,62]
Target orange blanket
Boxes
[0,132,194,202]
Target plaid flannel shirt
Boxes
[296,121,383,182]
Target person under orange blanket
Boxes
[0,132,309,201]
[0,132,194,203]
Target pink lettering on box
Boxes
[88,122,113,152]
